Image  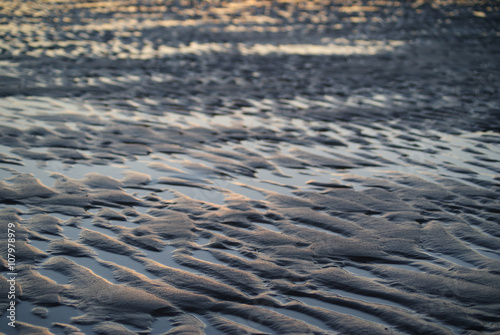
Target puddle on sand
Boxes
[0,153,56,188]
[194,314,224,335]
[149,316,172,334]
[28,239,51,252]
[142,245,204,276]
[192,250,227,266]
[196,236,212,246]
[92,247,156,279]
[37,267,71,285]
[251,220,281,233]
[48,213,73,222]
[132,204,155,214]
[45,160,127,181]
[272,294,290,305]
[473,248,500,261]
[465,242,500,262]
[62,255,119,284]
[4,300,94,335]
[81,218,120,238]
[0,203,31,213]
[385,263,425,273]
[35,254,119,284]
[107,218,139,229]
[62,225,81,240]
[344,266,377,279]
[127,188,155,198]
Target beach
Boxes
[1,0,500,334]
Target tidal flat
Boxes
[1,0,500,334]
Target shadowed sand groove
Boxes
[1,0,500,334]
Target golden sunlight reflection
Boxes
[2,38,405,58]
[238,40,405,56]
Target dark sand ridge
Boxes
[1,0,500,334]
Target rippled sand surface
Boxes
[1,1,500,334]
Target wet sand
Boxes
[1,0,500,334]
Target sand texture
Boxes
[1,0,500,334]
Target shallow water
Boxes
[7,301,94,335]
